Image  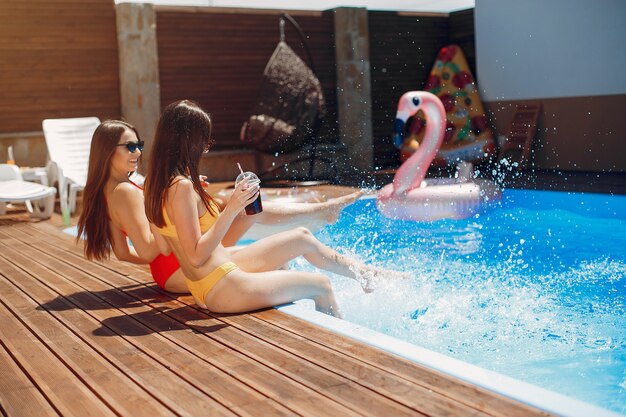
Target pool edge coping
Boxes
[277,302,624,417]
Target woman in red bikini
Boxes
[77,120,187,292]
[77,119,364,297]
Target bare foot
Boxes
[323,190,363,223]
[354,266,411,293]
[314,296,343,318]
[351,265,379,293]
[328,305,343,319]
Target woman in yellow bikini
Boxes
[145,100,386,317]
[78,119,362,296]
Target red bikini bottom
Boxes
[149,252,180,289]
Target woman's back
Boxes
[157,177,232,280]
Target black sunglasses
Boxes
[116,140,144,153]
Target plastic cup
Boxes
[235,171,263,215]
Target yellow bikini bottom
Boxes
[185,262,238,308]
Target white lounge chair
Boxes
[42,117,100,220]
[0,164,56,219]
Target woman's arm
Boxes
[169,178,258,267]
[109,183,162,262]
[110,224,150,264]
[221,211,255,246]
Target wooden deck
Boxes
[0,213,552,417]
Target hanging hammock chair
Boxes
[240,13,335,184]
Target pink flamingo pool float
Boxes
[377,91,501,221]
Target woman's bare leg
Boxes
[230,227,381,292]
[205,269,341,317]
[224,245,288,271]
[258,190,363,225]
[220,190,363,246]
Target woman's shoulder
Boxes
[167,176,205,209]
[106,181,144,228]
[168,176,195,195]
[109,181,143,206]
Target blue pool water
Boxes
[289,189,626,415]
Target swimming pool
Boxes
[279,189,626,417]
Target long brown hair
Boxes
[144,100,217,227]
[77,120,139,261]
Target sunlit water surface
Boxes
[289,189,626,414]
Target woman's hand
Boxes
[226,176,260,214]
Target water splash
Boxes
[294,191,626,414]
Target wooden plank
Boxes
[0,278,178,417]
[222,314,492,417]
[0,343,59,417]
[0,255,234,417]
[0,238,290,417]
[2,220,556,416]
[251,309,550,417]
[15,222,180,287]
[12,222,544,417]
[10,224,496,417]
[0,230,351,417]
[8,225,465,417]
[1,230,401,417]
[9,228,420,415]
[0,296,118,417]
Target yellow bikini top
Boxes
[157,200,220,238]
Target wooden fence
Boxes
[0,2,474,170]
[155,7,475,165]
[369,11,452,168]
[155,7,339,151]
[0,0,121,133]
